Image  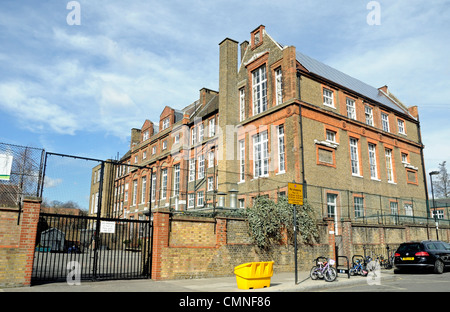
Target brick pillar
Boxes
[216,217,227,247]
[151,209,170,280]
[20,197,41,286]
[341,219,353,261]
[325,218,336,261]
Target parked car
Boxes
[394,240,450,274]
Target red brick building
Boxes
[91,26,429,230]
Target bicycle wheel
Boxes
[310,266,320,280]
[324,267,337,282]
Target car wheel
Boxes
[433,259,444,274]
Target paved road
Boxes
[316,270,450,292]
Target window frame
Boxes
[253,131,269,178]
[323,88,334,107]
[349,137,361,176]
[252,65,268,116]
[277,125,286,173]
[365,105,374,126]
[381,112,390,132]
[346,98,356,120]
[368,143,378,180]
[275,67,283,106]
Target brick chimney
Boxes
[218,37,239,203]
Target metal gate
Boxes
[32,212,152,284]
[32,151,153,284]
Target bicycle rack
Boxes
[336,256,350,279]
[351,255,364,267]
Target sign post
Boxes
[288,183,303,285]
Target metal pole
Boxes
[294,204,298,285]
[430,173,439,240]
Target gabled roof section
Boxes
[296,51,413,118]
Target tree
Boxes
[433,161,450,198]
[246,196,319,250]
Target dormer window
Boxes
[251,25,265,49]
[162,117,170,130]
[254,31,260,45]
[143,130,149,141]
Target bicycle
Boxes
[349,258,368,276]
[310,257,337,282]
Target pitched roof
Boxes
[296,51,412,118]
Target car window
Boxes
[435,242,445,250]
[397,243,421,253]
[444,243,450,250]
[426,243,436,250]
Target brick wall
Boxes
[150,209,333,280]
[151,209,450,281]
[0,198,41,288]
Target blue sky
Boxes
[1,0,449,209]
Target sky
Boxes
[0,0,449,209]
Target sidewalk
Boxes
[1,269,395,292]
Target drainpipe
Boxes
[297,72,307,199]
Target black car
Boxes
[394,240,450,274]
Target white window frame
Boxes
[323,88,334,107]
[277,125,285,173]
[151,173,156,202]
[404,203,413,216]
[173,164,180,196]
[189,159,195,182]
[346,98,356,120]
[143,130,149,141]
[381,113,390,132]
[398,119,405,134]
[132,180,138,206]
[207,176,214,191]
[326,130,336,143]
[141,176,146,204]
[198,154,205,179]
[365,106,374,126]
[252,66,267,115]
[368,143,378,179]
[253,131,269,178]
[208,151,214,168]
[350,138,360,176]
[239,140,245,182]
[197,191,204,207]
[188,193,195,208]
[161,169,167,199]
[191,127,197,145]
[162,140,167,150]
[354,196,364,218]
[209,118,215,137]
[275,67,283,106]
[162,117,170,130]
[239,88,245,121]
[199,123,204,142]
[385,149,394,183]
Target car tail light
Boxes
[415,251,429,257]
[394,253,400,257]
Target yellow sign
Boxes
[288,183,303,205]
